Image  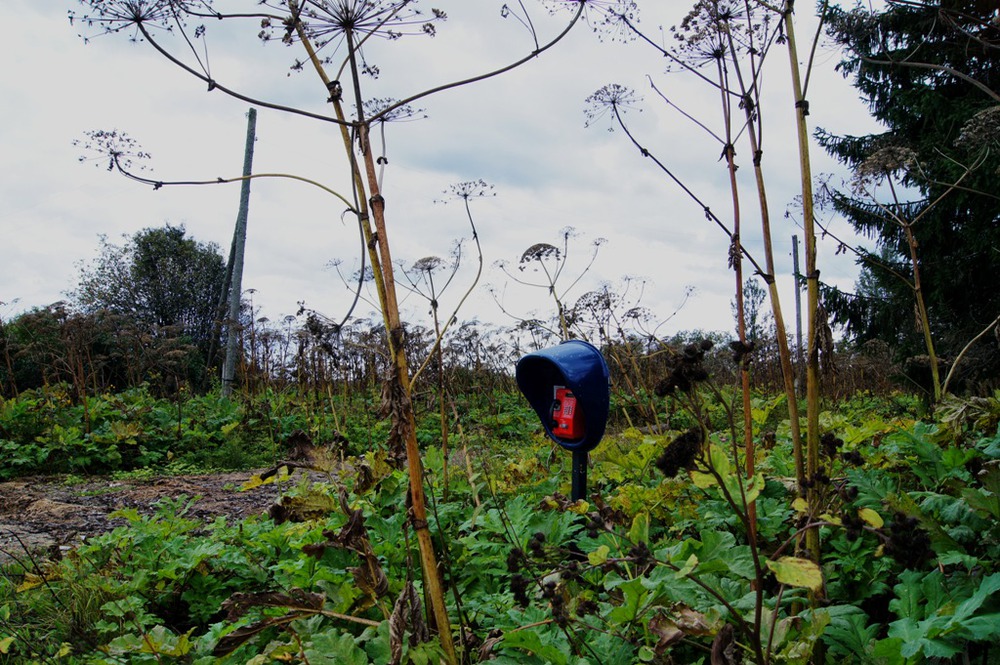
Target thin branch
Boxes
[374,3,585,122]
[109,155,358,213]
[943,311,1000,394]
[136,22,347,125]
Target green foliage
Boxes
[821,1,1000,378]
[73,225,226,359]
[4,386,1000,663]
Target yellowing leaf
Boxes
[742,472,766,505]
[690,470,717,489]
[675,553,698,579]
[241,474,266,491]
[241,466,290,491]
[16,570,59,593]
[110,420,142,442]
[629,512,650,545]
[766,556,823,592]
[820,513,842,526]
[707,445,731,477]
[568,500,590,515]
[791,497,809,513]
[0,636,14,654]
[589,545,610,566]
[55,643,72,657]
[858,507,884,528]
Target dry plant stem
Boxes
[723,140,757,535]
[722,26,804,536]
[111,162,357,212]
[449,399,481,508]
[431,297,450,500]
[294,25,394,338]
[944,311,1000,393]
[361,126,460,665]
[613,108,766,276]
[410,198,484,387]
[713,42,758,544]
[135,22,341,126]
[781,0,822,568]
[295,24,457,665]
[887,178,941,401]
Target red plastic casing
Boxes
[551,386,585,440]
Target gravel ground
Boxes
[0,471,284,566]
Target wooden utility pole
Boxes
[222,108,256,397]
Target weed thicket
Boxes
[3,376,1000,663]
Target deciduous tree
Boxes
[73,224,227,363]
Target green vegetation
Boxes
[5,1,1000,662]
[2,370,1000,663]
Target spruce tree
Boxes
[820,0,1000,388]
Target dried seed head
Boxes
[655,428,703,478]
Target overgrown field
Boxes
[2,380,1000,664]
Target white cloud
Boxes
[2,0,879,340]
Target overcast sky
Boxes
[2,0,880,339]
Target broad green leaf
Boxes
[962,613,1000,641]
[304,631,368,665]
[609,578,648,624]
[890,570,927,621]
[690,445,731,489]
[776,609,830,664]
[360,621,392,664]
[708,445,731,477]
[921,637,964,659]
[766,557,823,592]
[760,607,790,652]
[949,572,1000,623]
[887,618,923,658]
[696,530,736,565]
[501,627,569,665]
[823,607,879,658]
[871,638,906,665]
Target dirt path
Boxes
[0,471,282,566]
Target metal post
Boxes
[571,450,588,502]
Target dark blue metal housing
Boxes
[515,340,610,453]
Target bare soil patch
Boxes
[0,471,282,565]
